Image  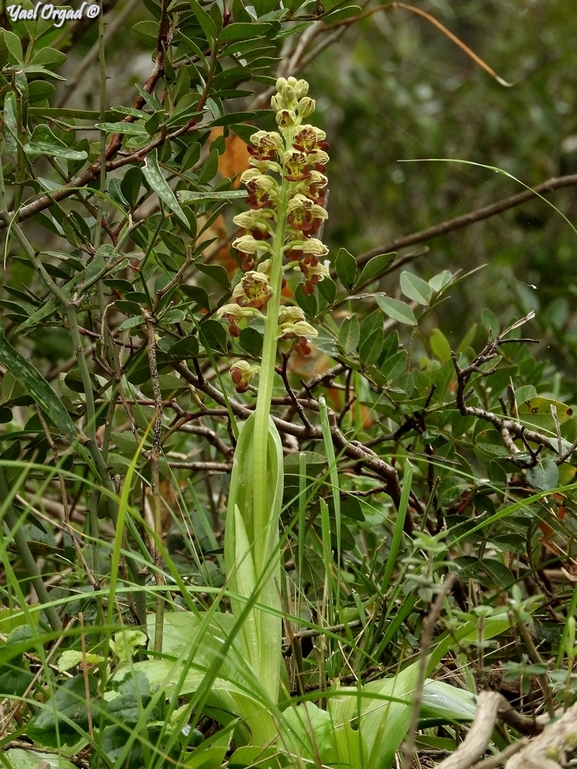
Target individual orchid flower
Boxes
[217,303,265,338]
[229,360,260,394]
[231,270,272,310]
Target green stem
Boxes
[251,178,290,553]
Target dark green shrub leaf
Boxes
[196,262,231,289]
[317,276,337,304]
[24,125,87,160]
[338,315,360,354]
[219,22,271,42]
[359,328,384,367]
[142,149,189,228]
[334,248,357,289]
[526,458,560,492]
[169,336,200,358]
[358,252,395,286]
[0,334,76,441]
[200,319,228,353]
[295,284,318,318]
[239,327,263,357]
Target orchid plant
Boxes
[206,78,498,764]
[217,76,330,746]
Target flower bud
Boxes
[278,306,306,325]
[297,97,315,119]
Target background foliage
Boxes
[2,0,577,767]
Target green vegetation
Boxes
[1,1,577,768]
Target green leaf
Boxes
[133,19,159,46]
[295,284,318,318]
[31,47,67,69]
[273,20,314,39]
[169,335,200,358]
[526,458,560,492]
[27,675,99,744]
[358,252,395,286]
[400,271,433,305]
[178,190,248,204]
[430,328,452,362]
[518,397,574,429]
[195,262,230,290]
[338,315,360,354]
[24,125,87,161]
[7,64,65,80]
[420,679,476,723]
[188,0,217,42]
[120,166,144,208]
[183,745,228,769]
[239,327,263,357]
[323,4,362,22]
[0,333,76,441]
[142,150,189,228]
[317,276,337,304]
[95,121,148,136]
[376,296,418,326]
[3,749,76,769]
[219,22,271,42]
[197,147,220,185]
[359,328,384,367]
[1,30,23,62]
[334,248,357,289]
[200,319,228,353]
[429,270,453,292]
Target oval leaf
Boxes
[400,271,433,305]
[376,296,417,326]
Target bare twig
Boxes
[357,173,577,268]
[505,700,577,768]
[173,361,404,506]
[435,690,504,769]
[143,310,167,654]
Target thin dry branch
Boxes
[505,700,577,768]
[357,173,577,268]
[172,361,403,507]
[436,691,503,769]
[450,316,571,467]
